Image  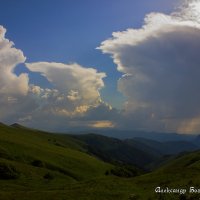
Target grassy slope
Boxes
[0,124,200,199]
[124,150,200,200]
[0,124,112,190]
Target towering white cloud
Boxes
[99,0,200,133]
[24,62,110,129]
[0,26,31,122]
[0,26,28,95]
[0,26,115,130]
[26,62,106,105]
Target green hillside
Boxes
[0,124,112,188]
[0,124,200,200]
[129,150,200,200]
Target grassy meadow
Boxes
[0,124,199,199]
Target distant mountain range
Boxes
[75,129,198,141]
[71,133,200,170]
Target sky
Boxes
[0,0,176,108]
[1,0,200,134]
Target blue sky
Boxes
[2,0,200,134]
[0,0,176,108]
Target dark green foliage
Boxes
[179,194,187,200]
[0,147,13,160]
[0,162,20,179]
[31,159,45,167]
[43,172,54,180]
[105,170,109,175]
[128,194,140,200]
[105,165,143,178]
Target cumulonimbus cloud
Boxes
[26,62,106,105]
[0,25,115,130]
[98,0,200,133]
[25,62,116,131]
[0,26,28,95]
[0,26,32,122]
